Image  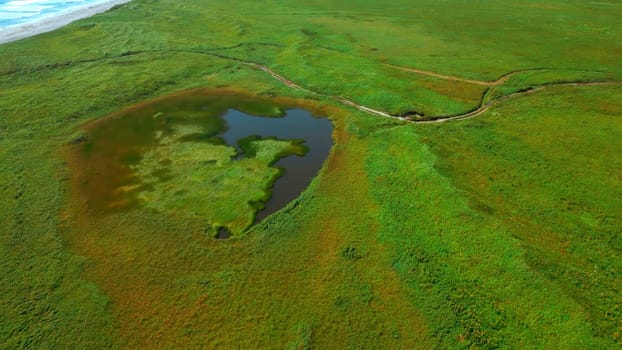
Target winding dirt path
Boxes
[242,61,409,121]
[384,63,503,86]
[384,64,607,88]
[11,47,620,124]
[245,61,620,124]
[415,81,621,124]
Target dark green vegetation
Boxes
[1,0,621,348]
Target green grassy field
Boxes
[1,0,621,348]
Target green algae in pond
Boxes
[71,90,326,237]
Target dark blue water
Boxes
[221,108,333,221]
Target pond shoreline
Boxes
[67,88,334,237]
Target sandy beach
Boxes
[0,0,132,45]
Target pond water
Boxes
[72,90,333,237]
[221,109,333,221]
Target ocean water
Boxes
[0,0,113,29]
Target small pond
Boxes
[71,89,333,238]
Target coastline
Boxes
[0,0,132,45]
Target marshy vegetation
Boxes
[69,89,332,237]
[1,0,621,348]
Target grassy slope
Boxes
[413,85,622,346]
[1,0,621,348]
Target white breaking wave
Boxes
[0,0,131,44]
[0,0,116,29]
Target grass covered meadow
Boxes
[1,0,621,348]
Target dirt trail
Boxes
[15,48,620,124]
[384,63,503,86]
[246,63,319,96]
[248,61,620,124]
[383,64,597,87]
[416,81,620,124]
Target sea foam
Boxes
[0,0,112,28]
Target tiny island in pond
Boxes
[1,0,621,348]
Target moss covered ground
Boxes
[1,0,621,348]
